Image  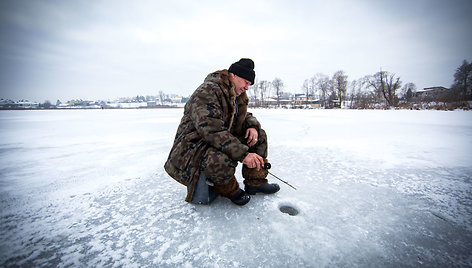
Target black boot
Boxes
[229,189,251,206]
[211,176,251,206]
[245,183,280,195]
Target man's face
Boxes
[231,74,251,96]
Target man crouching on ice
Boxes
[164,58,279,206]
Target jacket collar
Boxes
[204,69,248,134]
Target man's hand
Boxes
[242,153,264,170]
[245,128,259,147]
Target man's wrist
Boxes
[240,151,249,162]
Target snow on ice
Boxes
[0,109,471,267]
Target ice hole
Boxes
[279,205,299,216]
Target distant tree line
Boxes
[451,60,472,101]
[249,59,472,110]
[0,92,187,110]
[3,60,470,110]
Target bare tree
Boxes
[259,80,270,107]
[302,79,310,108]
[159,91,165,105]
[350,76,370,108]
[250,79,259,106]
[312,73,330,108]
[451,59,472,100]
[368,70,402,107]
[348,80,357,109]
[401,82,416,102]
[272,78,284,107]
[351,76,377,108]
[309,76,316,105]
[332,70,348,108]
[41,100,52,109]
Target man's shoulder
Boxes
[189,81,223,105]
[204,69,230,86]
[196,80,221,95]
[195,70,229,94]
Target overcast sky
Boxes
[1,0,471,102]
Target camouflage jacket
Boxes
[164,70,261,193]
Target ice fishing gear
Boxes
[188,173,218,205]
[263,163,297,190]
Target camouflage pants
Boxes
[201,129,268,185]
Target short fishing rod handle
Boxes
[263,162,271,170]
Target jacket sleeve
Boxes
[190,86,249,162]
[243,112,261,132]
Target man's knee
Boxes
[201,149,237,185]
[252,128,268,158]
[259,128,267,141]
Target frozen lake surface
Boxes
[0,109,471,267]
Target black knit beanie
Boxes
[228,58,255,85]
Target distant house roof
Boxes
[415,86,449,98]
[417,86,448,92]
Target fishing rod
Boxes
[263,163,297,190]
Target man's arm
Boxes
[243,112,261,132]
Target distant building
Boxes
[147,100,158,107]
[294,94,312,105]
[293,94,323,108]
[170,96,183,103]
[0,99,16,109]
[17,100,39,109]
[415,86,449,99]
[266,97,292,107]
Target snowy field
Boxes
[0,108,471,267]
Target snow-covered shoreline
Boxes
[1,109,471,267]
